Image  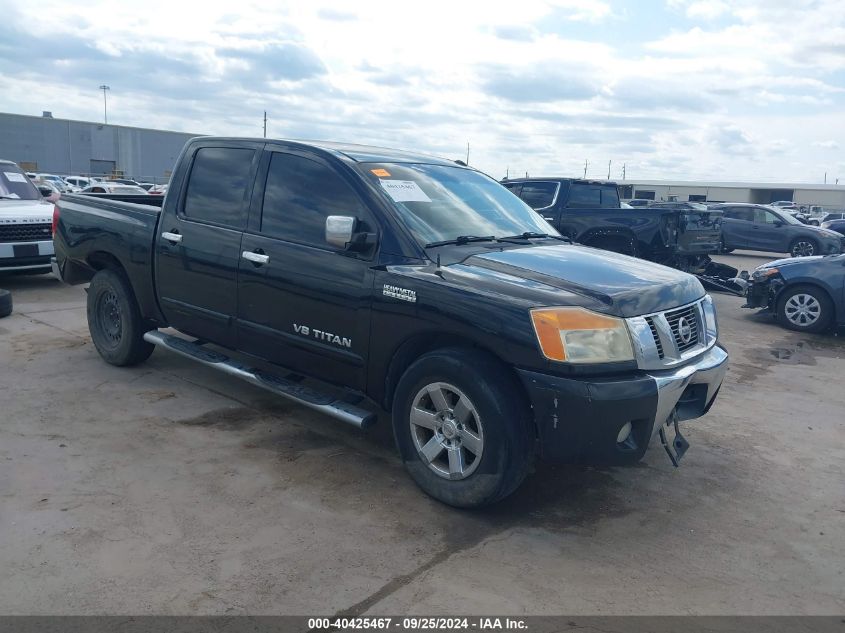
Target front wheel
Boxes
[776,285,833,333]
[87,269,154,366]
[789,238,818,257]
[392,348,533,508]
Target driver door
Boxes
[236,147,377,390]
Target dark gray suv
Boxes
[713,203,843,257]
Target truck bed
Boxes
[54,193,162,322]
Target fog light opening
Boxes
[616,421,633,445]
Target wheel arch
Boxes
[381,332,532,427]
[775,280,838,322]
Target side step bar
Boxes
[143,331,377,429]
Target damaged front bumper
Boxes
[517,345,728,466]
[743,277,784,311]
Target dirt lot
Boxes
[1,250,843,615]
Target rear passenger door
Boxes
[721,207,754,249]
[156,142,262,348]
[236,148,376,390]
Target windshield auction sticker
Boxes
[380,179,432,203]
[3,172,27,183]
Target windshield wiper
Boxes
[424,235,497,248]
[496,232,571,244]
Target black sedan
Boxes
[744,254,845,333]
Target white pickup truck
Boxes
[0,160,55,275]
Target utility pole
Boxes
[263,111,267,138]
[622,163,626,180]
[824,172,827,184]
[607,160,612,180]
[466,141,470,166]
[583,159,588,178]
[99,85,110,124]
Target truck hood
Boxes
[455,244,704,318]
[0,198,54,224]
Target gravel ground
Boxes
[0,251,843,615]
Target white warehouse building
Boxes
[618,180,845,209]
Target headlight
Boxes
[752,267,779,280]
[530,307,634,363]
[701,294,718,342]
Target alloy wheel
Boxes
[409,382,484,480]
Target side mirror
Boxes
[326,215,377,252]
[773,221,784,227]
[326,215,356,248]
[37,186,53,197]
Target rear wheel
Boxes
[776,284,833,333]
[789,238,818,257]
[392,348,533,508]
[87,269,154,366]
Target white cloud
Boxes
[686,0,730,20]
[0,0,842,182]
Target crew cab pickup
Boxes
[503,178,724,273]
[53,138,728,507]
[1,159,55,274]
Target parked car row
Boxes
[23,172,167,195]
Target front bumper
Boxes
[517,344,728,464]
[0,239,54,272]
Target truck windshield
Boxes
[360,163,556,245]
[0,164,40,201]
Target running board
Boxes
[143,331,377,429]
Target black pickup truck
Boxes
[53,138,728,507]
[503,178,724,273]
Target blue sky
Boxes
[0,0,842,183]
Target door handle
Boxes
[242,250,270,265]
[161,231,182,244]
[543,216,555,221]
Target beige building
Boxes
[618,180,845,209]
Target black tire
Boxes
[392,348,534,508]
[0,288,11,318]
[789,238,818,258]
[87,269,154,366]
[776,284,833,333]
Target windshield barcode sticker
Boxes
[380,180,431,203]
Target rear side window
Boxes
[517,182,558,209]
[261,152,366,249]
[183,147,255,228]
[725,207,753,221]
[567,183,602,208]
[502,182,523,196]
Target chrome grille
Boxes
[665,304,699,353]
[0,223,52,243]
[644,316,664,359]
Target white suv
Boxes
[0,160,55,275]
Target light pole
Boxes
[99,85,110,124]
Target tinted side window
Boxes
[725,207,753,221]
[502,183,523,196]
[183,147,255,228]
[567,184,602,208]
[518,181,558,209]
[261,152,366,249]
[601,187,620,206]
